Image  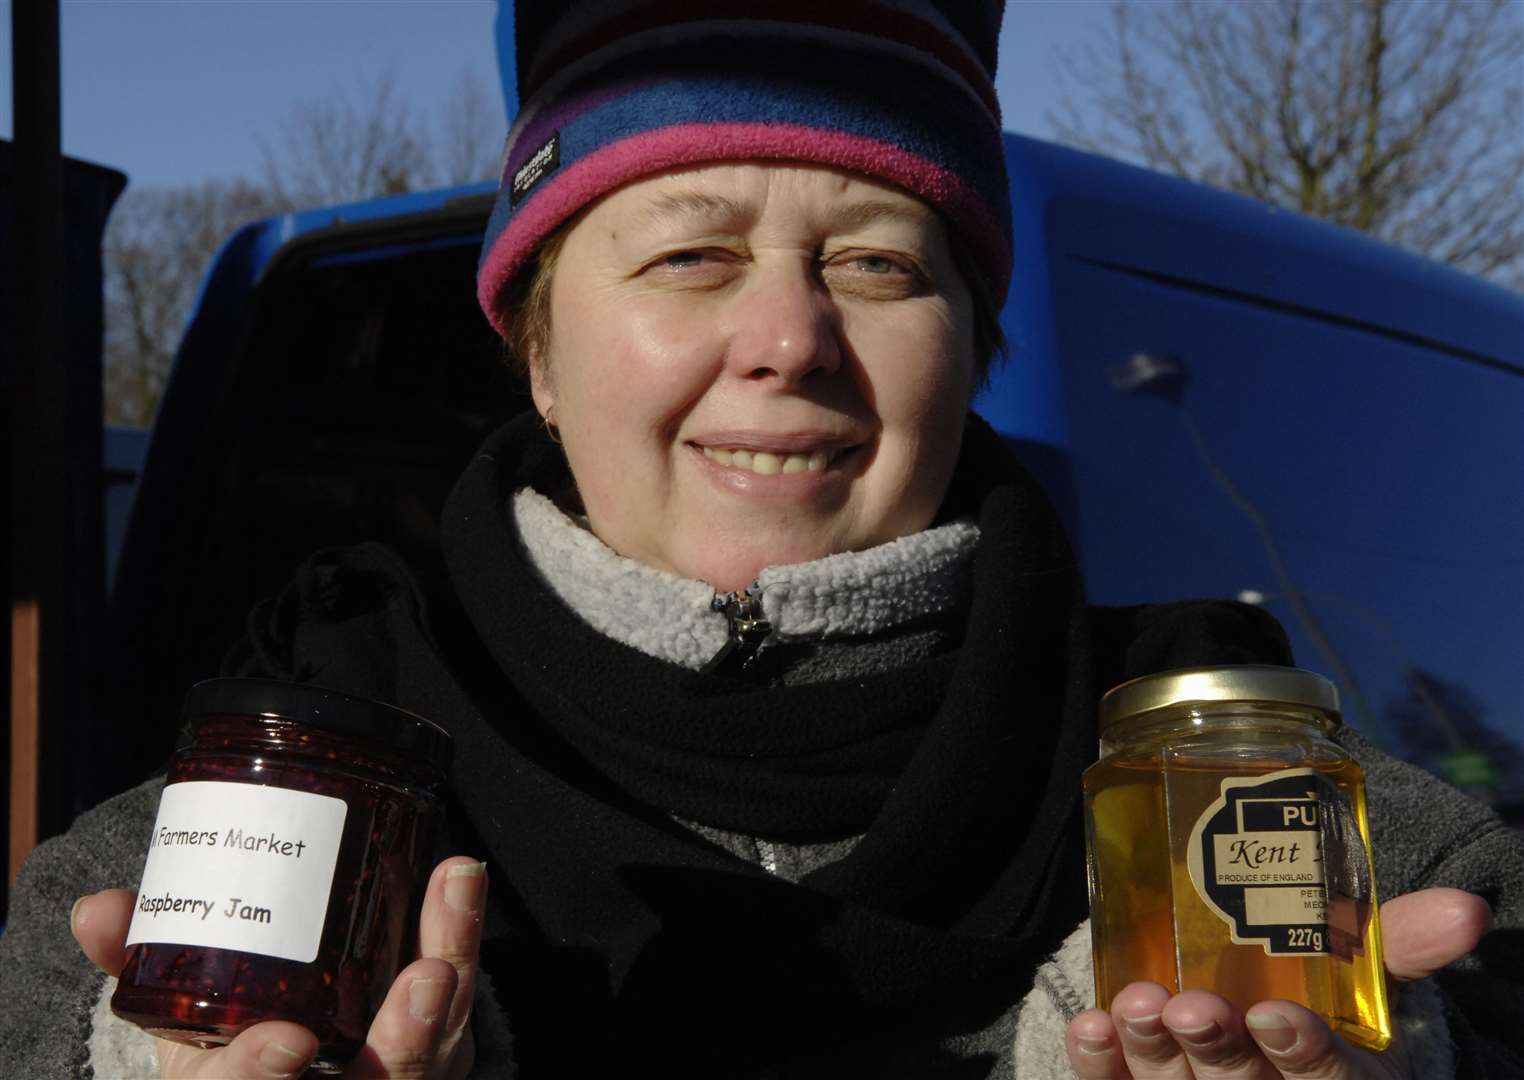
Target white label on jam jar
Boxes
[1185,768,1332,957]
[126,780,348,963]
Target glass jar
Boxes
[111,678,453,1073]
[1082,665,1390,1051]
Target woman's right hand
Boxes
[71,856,487,1079]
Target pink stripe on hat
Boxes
[477,121,1013,335]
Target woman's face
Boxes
[531,163,977,592]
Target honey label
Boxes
[1186,767,1345,956]
[126,781,347,963]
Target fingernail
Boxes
[1120,1012,1163,1039]
[1074,1034,1112,1055]
[1168,1020,1220,1047]
[409,976,450,1023]
[70,895,91,933]
[258,1039,309,1074]
[444,860,487,912]
[1247,1010,1299,1054]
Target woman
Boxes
[5,3,1520,1078]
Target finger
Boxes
[1243,1001,1383,1079]
[156,1020,318,1080]
[71,889,137,977]
[344,957,458,1080]
[1067,1008,1132,1079]
[417,857,488,1045]
[1161,991,1281,1080]
[1380,888,1491,981]
[1110,982,1194,1080]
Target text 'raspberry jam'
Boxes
[110,678,453,1073]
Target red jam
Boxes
[111,679,452,1073]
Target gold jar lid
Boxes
[1099,664,1341,735]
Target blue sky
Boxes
[1,0,1109,190]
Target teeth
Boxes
[701,446,838,475]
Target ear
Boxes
[528,357,554,422]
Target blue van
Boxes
[95,128,1523,820]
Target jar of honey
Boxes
[111,678,453,1072]
[1082,665,1390,1051]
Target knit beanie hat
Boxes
[477,1,1011,338]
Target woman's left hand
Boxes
[1065,887,1490,1079]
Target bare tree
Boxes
[103,180,287,427]
[259,71,433,208]
[105,67,504,427]
[258,67,503,207]
[436,67,505,187]
[1051,0,1524,287]
[1385,668,1524,805]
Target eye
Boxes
[853,254,901,275]
[661,250,707,270]
[638,247,739,290]
[823,248,926,299]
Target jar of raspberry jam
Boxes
[111,678,452,1073]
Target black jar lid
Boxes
[185,678,453,771]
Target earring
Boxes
[543,405,563,446]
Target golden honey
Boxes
[1083,666,1391,1051]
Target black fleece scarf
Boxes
[435,411,1096,1074]
[237,410,1291,1076]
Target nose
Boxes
[724,261,842,386]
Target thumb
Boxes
[1380,887,1491,981]
[71,888,139,977]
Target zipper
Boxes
[702,588,773,676]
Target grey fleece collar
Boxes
[512,488,980,671]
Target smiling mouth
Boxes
[697,445,852,476]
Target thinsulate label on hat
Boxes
[511,132,560,206]
[1185,768,1336,956]
[126,781,347,963]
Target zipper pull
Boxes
[702,589,773,676]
